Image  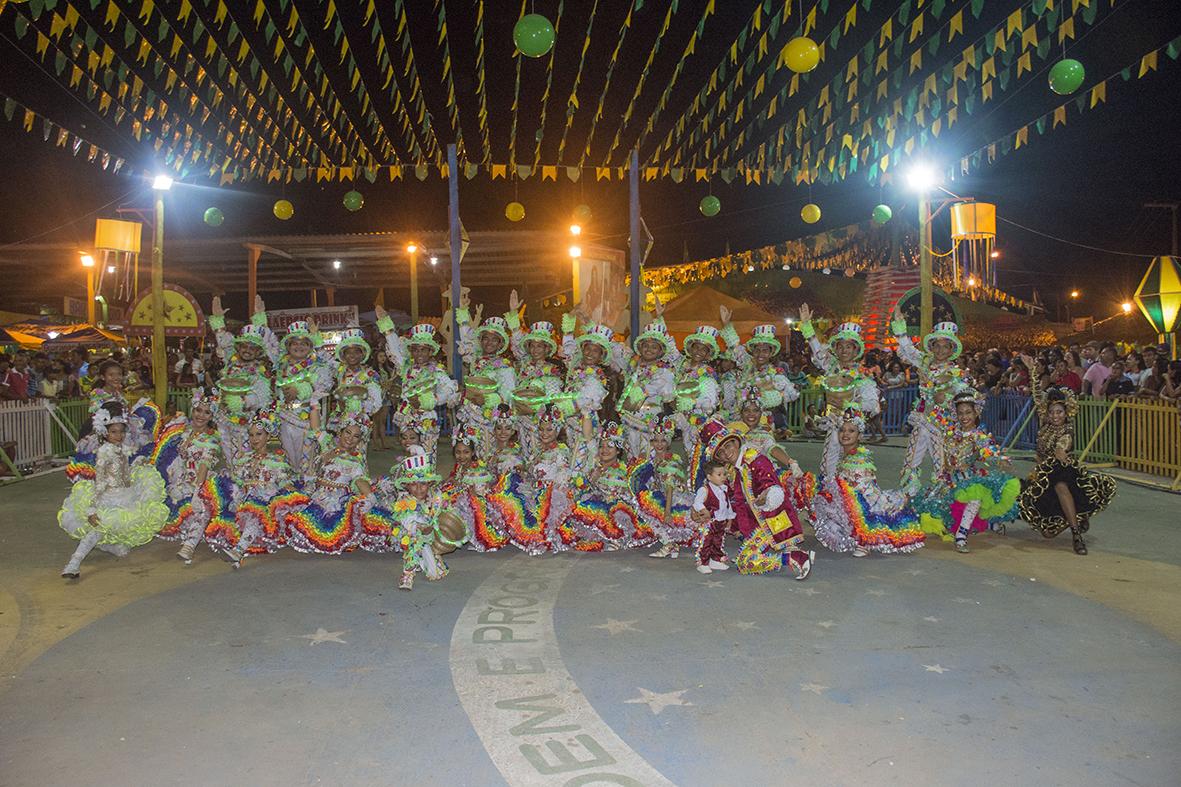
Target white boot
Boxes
[177,542,195,562]
[707,559,730,571]
[648,543,675,559]
[62,531,100,578]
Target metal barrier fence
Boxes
[0,399,54,469]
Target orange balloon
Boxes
[789,276,803,289]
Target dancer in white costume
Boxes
[455,295,517,457]
[208,295,278,466]
[59,404,169,578]
[274,320,334,481]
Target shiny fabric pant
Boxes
[901,416,944,494]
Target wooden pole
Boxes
[151,193,167,408]
[311,289,318,307]
[86,266,96,326]
[409,249,419,323]
[247,245,260,308]
[326,286,336,306]
[448,143,463,382]
[628,149,641,341]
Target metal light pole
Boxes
[918,194,933,337]
[150,175,172,408]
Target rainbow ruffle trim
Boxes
[835,479,925,554]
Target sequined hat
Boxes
[524,320,558,355]
[922,321,963,360]
[334,326,372,363]
[828,321,865,360]
[282,320,321,351]
[685,324,721,359]
[577,323,615,355]
[633,317,676,356]
[406,323,441,352]
[396,446,441,486]
[476,316,510,351]
[745,324,781,354]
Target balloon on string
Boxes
[203,207,224,227]
[699,195,721,217]
[342,190,364,212]
[801,203,822,224]
[1048,58,1085,95]
[789,276,803,289]
[782,37,820,74]
[872,204,893,225]
[573,204,593,223]
[273,200,294,220]
[505,201,526,222]
[513,14,555,58]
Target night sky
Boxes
[0,0,1178,319]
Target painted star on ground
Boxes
[300,628,348,646]
[866,588,887,596]
[923,616,941,623]
[588,583,621,596]
[730,621,760,631]
[593,618,642,636]
[924,664,951,674]
[701,580,726,589]
[624,688,693,715]
[800,682,831,695]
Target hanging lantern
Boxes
[1048,59,1086,96]
[782,37,820,74]
[950,201,997,290]
[801,203,822,224]
[1133,256,1181,339]
[699,195,721,217]
[505,201,526,222]
[94,218,144,304]
[513,14,555,58]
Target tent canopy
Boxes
[40,326,125,350]
[661,286,783,340]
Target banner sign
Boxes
[266,306,359,333]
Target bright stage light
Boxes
[1121,302,1132,313]
[406,243,418,254]
[967,276,978,287]
[568,245,582,259]
[152,174,173,191]
[570,224,582,236]
[1070,289,1080,299]
[80,254,95,268]
[429,256,438,266]
[332,259,342,270]
[990,249,1000,259]
[106,265,116,273]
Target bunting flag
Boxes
[0,92,128,176]
[0,0,1168,188]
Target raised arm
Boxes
[798,303,837,374]
[375,305,408,369]
[891,307,923,369]
[208,297,235,362]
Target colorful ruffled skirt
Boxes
[560,492,651,552]
[156,474,236,546]
[631,463,696,547]
[58,465,169,549]
[916,472,1021,541]
[205,488,308,555]
[284,490,400,554]
[1018,459,1116,538]
[486,472,566,555]
[445,489,510,552]
[811,479,925,554]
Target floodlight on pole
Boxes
[570,224,582,236]
[429,256,438,266]
[905,163,939,192]
[569,245,582,259]
[80,253,95,267]
[406,243,418,254]
[332,259,342,270]
[1121,301,1133,314]
[152,174,173,191]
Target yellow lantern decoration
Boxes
[94,219,142,254]
[93,218,144,304]
[1133,256,1181,356]
[950,201,997,290]
[801,203,822,224]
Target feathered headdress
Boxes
[649,415,678,440]
[535,402,565,426]
[1039,385,1079,420]
[838,404,867,433]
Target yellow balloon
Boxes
[789,276,803,289]
[505,201,526,222]
[801,203,822,224]
[782,36,820,74]
[273,199,294,220]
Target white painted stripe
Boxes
[450,554,675,787]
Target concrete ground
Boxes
[1,438,1178,786]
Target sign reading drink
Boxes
[266,306,358,333]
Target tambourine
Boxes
[512,384,548,415]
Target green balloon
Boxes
[514,14,555,58]
[203,207,224,227]
[871,204,892,225]
[573,204,593,223]
[699,195,721,217]
[1048,58,1085,95]
[342,190,364,212]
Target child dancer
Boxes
[617,305,677,458]
[441,424,508,552]
[390,447,448,590]
[376,306,460,465]
[916,391,1020,553]
[811,407,925,556]
[1017,367,1116,554]
[68,359,161,481]
[275,320,334,481]
[636,416,695,559]
[731,387,816,517]
[798,304,880,418]
[286,411,392,555]
[330,327,383,437]
[208,295,278,466]
[486,404,525,479]
[693,458,736,574]
[455,296,517,457]
[154,390,228,563]
[565,420,649,551]
[892,309,971,492]
[59,404,169,578]
[213,407,301,567]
